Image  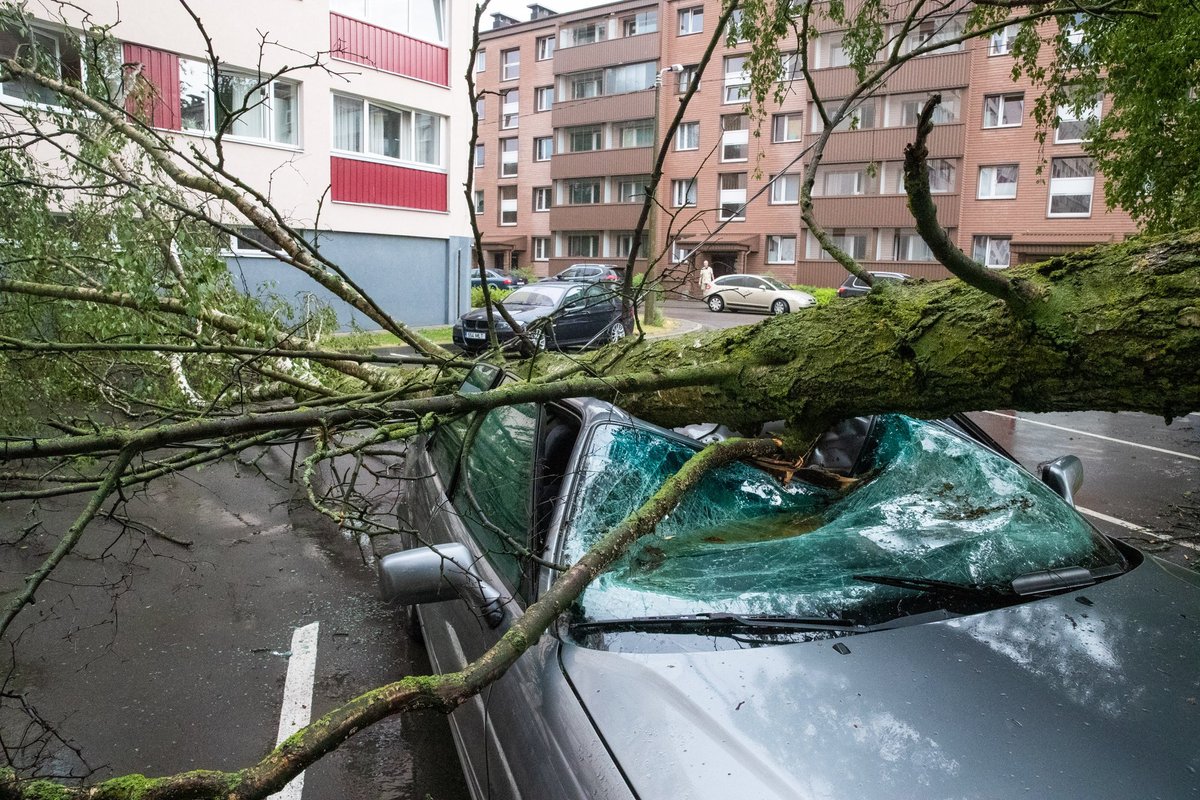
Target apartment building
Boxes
[476,0,1135,288]
[1,0,474,327]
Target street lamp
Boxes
[641,63,685,326]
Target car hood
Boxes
[459,304,551,324]
[560,556,1200,800]
[780,289,816,304]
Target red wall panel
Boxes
[123,43,180,130]
[331,157,447,212]
[329,13,449,87]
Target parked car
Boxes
[379,364,1200,800]
[703,274,817,314]
[471,268,527,290]
[452,281,626,353]
[545,263,626,283]
[836,270,909,297]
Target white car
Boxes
[703,274,816,314]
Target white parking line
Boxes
[270,622,320,800]
[982,411,1200,462]
[1077,506,1200,553]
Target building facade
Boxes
[475,0,1135,289]
[2,0,474,327]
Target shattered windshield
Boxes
[562,416,1122,626]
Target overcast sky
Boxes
[480,0,604,27]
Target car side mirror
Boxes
[1040,455,1083,507]
[378,542,505,628]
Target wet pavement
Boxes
[0,448,468,799]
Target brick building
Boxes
[474,1,1135,288]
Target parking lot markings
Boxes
[269,621,320,800]
[982,411,1200,462]
[1077,506,1200,553]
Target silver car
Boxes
[703,274,816,314]
[380,365,1200,800]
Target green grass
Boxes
[791,284,839,305]
[340,326,453,350]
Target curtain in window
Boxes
[333,95,363,152]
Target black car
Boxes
[836,271,909,297]
[545,263,626,283]
[472,268,527,290]
[453,281,627,353]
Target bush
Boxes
[471,286,514,308]
[791,284,838,306]
[512,266,537,284]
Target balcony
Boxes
[807,193,960,228]
[809,50,971,97]
[550,202,645,231]
[553,90,655,127]
[806,123,965,163]
[554,32,661,74]
[551,147,655,179]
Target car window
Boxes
[505,288,562,306]
[429,365,501,480]
[456,402,538,596]
[763,277,791,290]
[562,286,585,307]
[749,280,770,290]
[562,416,1121,627]
[582,283,616,307]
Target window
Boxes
[616,232,647,258]
[533,237,550,261]
[500,137,518,177]
[808,230,868,260]
[893,230,935,261]
[605,62,656,94]
[676,121,699,151]
[622,11,657,36]
[569,70,603,100]
[770,174,800,204]
[672,179,697,207]
[560,20,609,48]
[721,113,748,161]
[718,172,747,221]
[476,50,486,72]
[567,126,601,152]
[819,32,851,69]
[501,48,520,80]
[535,86,554,111]
[898,16,965,55]
[822,169,864,196]
[679,6,704,35]
[767,235,796,264]
[213,72,298,144]
[677,65,698,94]
[978,164,1018,199]
[778,52,801,82]
[619,120,653,148]
[989,24,1018,55]
[331,0,447,44]
[231,227,285,257]
[926,159,956,193]
[723,55,749,104]
[473,190,484,214]
[983,93,1023,128]
[772,113,803,143]
[475,97,485,120]
[0,25,83,106]
[474,143,485,168]
[567,233,600,258]
[534,136,553,161]
[533,187,551,211]
[618,177,650,203]
[729,8,748,42]
[1048,157,1094,216]
[332,94,443,167]
[567,179,602,205]
[536,35,555,60]
[501,88,519,129]
[499,185,518,226]
[1055,94,1102,143]
[972,235,1011,268]
[817,99,877,132]
[892,90,960,126]
[179,58,213,132]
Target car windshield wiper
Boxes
[571,612,863,635]
[852,574,1013,598]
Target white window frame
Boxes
[501,48,520,81]
[474,143,485,168]
[1055,94,1102,143]
[718,173,747,221]
[500,137,518,177]
[767,235,796,264]
[566,233,601,258]
[671,178,697,207]
[476,50,486,73]
[330,0,448,45]
[618,178,650,204]
[1047,157,1094,217]
[535,86,554,112]
[331,92,444,169]
[500,88,519,129]
[770,174,800,205]
[678,6,703,35]
[499,185,518,226]
[983,93,1024,128]
[977,164,1019,199]
[536,35,555,61]
[723,55,749,104]
[892,229,935,262]
[534,136,553,161]
[230,227,286,258]
[473,190,484,215]
[972,235,1011,268]
[676,121,699,151]
[533,187,551,211]
[533,237,550,261]
[772,113,803,143]
[989,24,1018,56]
[566,179,602,205]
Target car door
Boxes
[551,284,587,346]
[745,278,773,311]
[721,276,752,309]
[411,400,578,800]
